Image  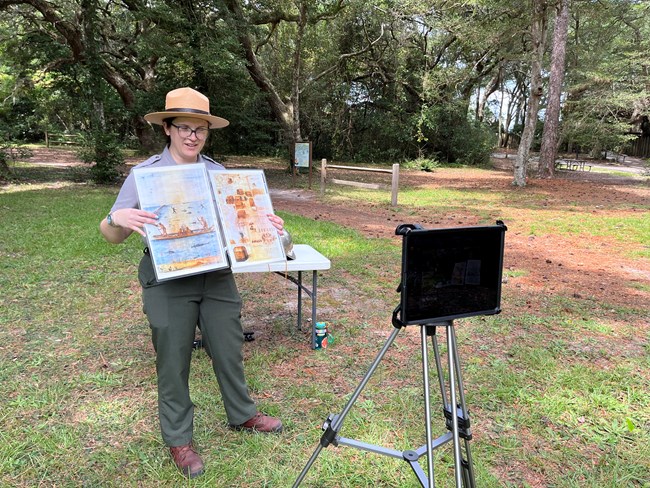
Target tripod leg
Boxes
[421,326,436,488]
[447,327,464,488]
[448,328,476,487]
[293,326,403,487]
[292,443,324,487]
[431,330,449,412]
[431,325,476,487]
[333,325,401,431]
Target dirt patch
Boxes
[19,147,143,168]
[266,165,650,312]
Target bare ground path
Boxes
[267,165,650,312]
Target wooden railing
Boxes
[45,132,83,148]
[319,159,400,206]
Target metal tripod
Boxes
[292,318,476,488]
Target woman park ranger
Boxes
[99,87,283,479]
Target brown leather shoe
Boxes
[169,443,204,478]
[232,412,283,433]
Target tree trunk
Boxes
[291,3,307,143]
[513,0,548,187]
[224,0,296,145]
[498,79,505,147]
[477,66,503,122]
[538,0,569,178]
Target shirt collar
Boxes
[160,145,208,166]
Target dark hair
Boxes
[162,117,175,145]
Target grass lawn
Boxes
[1,156,649,487]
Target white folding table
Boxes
[233,244,331,348]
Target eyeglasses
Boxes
[170,123,209,140]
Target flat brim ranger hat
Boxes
[144,87,229,129]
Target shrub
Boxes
[403,157,440,172]
[416,101,494,166]
[0,140,33,179]
[78,131,123,184]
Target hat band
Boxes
[165,107,212,116]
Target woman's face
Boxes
[164,116,210,164]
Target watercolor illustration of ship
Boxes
[152,214,214,240]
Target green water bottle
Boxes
[315,322,328,349]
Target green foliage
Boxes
[1,0,649,165]
[416,101,494,165]
[402,157,440,172]
[0,138,32,179]
[77,131,124,184]
[560,0,650,156]
[561,99,639,156]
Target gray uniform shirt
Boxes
[110,145,225,212]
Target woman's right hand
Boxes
[110,208,159,237]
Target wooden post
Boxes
[391,163,399,207]
[320,159,327,196]
[308,143,313,190]
[45,131,49,148]
[290,142,296,187]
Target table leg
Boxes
[297,270,303,331]
[311,270,318,349]
[272,269,320,349]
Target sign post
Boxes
[293,141,313,189]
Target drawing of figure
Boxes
[198,216,208,230]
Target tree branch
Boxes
[0,0,85,59]
[303,23,385,92]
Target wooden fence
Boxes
[625,135,650,158]
[319,159,400,207]
[45,132,83,147]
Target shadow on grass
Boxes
[4,164,92,185]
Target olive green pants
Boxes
[139,254,257,447]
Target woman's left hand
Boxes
[267,214,284,235]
